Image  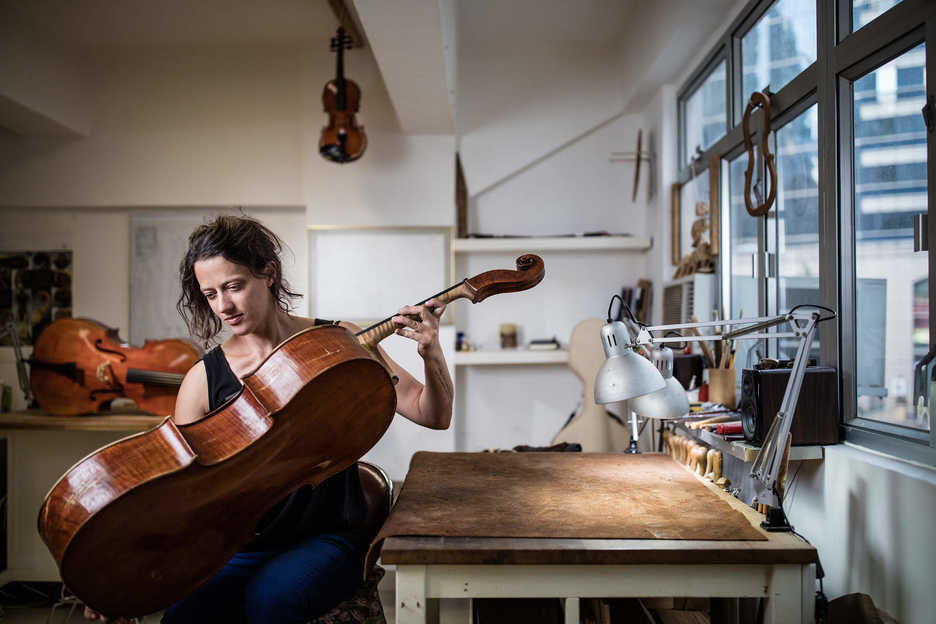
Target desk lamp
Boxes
[629,345,691,420]
[594,296,834,531]
[595,308,665,454]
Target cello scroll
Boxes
[355,254,545,348]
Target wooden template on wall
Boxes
[307,226,454,326]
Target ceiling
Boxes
[1,0,340,48]
[459,0,637,49]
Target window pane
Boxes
[853,0,904,32]
[741,0,816,101]
[853,43,928,431]
[775,105,820,361]
[728,155,761,377]
[684,60,727,165]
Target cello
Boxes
[38,255,544,617]
[29,318,200,416]
[319,27,366,163]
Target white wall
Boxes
[785,445,936,624]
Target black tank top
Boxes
[202,320,368,552]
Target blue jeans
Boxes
[161,533,365,624]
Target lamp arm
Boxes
[635,314,810,346]
[749,313,819,507]
[633,311,822,510]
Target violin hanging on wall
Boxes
[320,27,366,163]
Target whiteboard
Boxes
[129,213,206,346]
[309,227,452,324]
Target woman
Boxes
[84,215,453,623]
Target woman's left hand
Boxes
[392,298,446,359]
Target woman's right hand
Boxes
[83,605,135,623]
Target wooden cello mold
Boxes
[38,255,544,618]
[742,89,777,218]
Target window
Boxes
[727,153,761,376]
[678,0,935,463]
[852,0,905,32]
[773,105,820,360]
[682,60,728,166]
[741,0,817,99]
[851,43,928,432]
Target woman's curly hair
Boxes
[176,215,301,343]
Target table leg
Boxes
[763,564,805,624]
[396,565,428,624]
[563,597,579,624]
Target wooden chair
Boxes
[310,460,393,624]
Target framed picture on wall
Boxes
[670,156,720,268]
[307,225,454,326]
[0,250,73,345]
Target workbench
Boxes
[379,452,818,624]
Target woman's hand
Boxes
[392,299,446,360]
[83,605,134,623]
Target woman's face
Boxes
[194,255,274,336]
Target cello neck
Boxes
[355,282,472,347]
[355,254,545,348]
[331,27,348,110]
[126,369,185,386]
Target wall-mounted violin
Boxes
[320,27,366,163]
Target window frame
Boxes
[678,47,730,169]
[676,0,936,465]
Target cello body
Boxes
[30,318,199,416]
[38,254,545,617]
[39,324,396,616]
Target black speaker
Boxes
[738,366,838,446]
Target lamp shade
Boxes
[594,321,665,404]
[629,346,690,418]
[629,376,690,419]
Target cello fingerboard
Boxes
[126,369,185,386]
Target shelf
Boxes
[0,409,164,432]
[454,349,569,366]
[452,236,652,253]
[673,422,824,463]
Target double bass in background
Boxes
[38,254,545,618]
[29,318,200,416]
[319,27,366,163]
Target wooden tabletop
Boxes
[0,409,164,432]
[381,455,817,567]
